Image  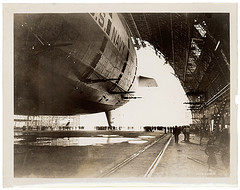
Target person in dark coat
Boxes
[173,126,180,144]
[183,126,187,141]
[205,140,217,172]
[185,126,190,142]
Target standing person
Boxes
[173,126,180,144]
[186,126,190,142]
[199,126,203,145]
[205,140,217,173]
[183,126,187,141]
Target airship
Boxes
[14,13,156,126]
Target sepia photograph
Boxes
[2,3,238,188]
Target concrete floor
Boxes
[14,130,230,178]
[14,130,165,178]
[152,134,230,178]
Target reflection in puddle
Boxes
[15,135,156,147]
[97,134,119,137]
[138,136,155,139]
[14,132,24,136]
[128,140,148,144]
[14,138,25,145]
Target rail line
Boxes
[100,134,172,178]
[144,135,173,177]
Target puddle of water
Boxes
[16,136,140,147]
[138,136,155,139]
[15,138,25,141]
[14,134,153,147]
[14,138,25,145]
[36,137,51,140]
[97,134,120,137]
[14,132,24,136]
[128,140,148,144]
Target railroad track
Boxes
[99,134,173,178]
[144,135,173,178]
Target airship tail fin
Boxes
[138,75,158,87]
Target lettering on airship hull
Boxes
[90,13,127,56]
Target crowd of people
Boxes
[169,125,191,144]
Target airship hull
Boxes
[14,13,137,115]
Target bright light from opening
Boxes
[81,45,192,127]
